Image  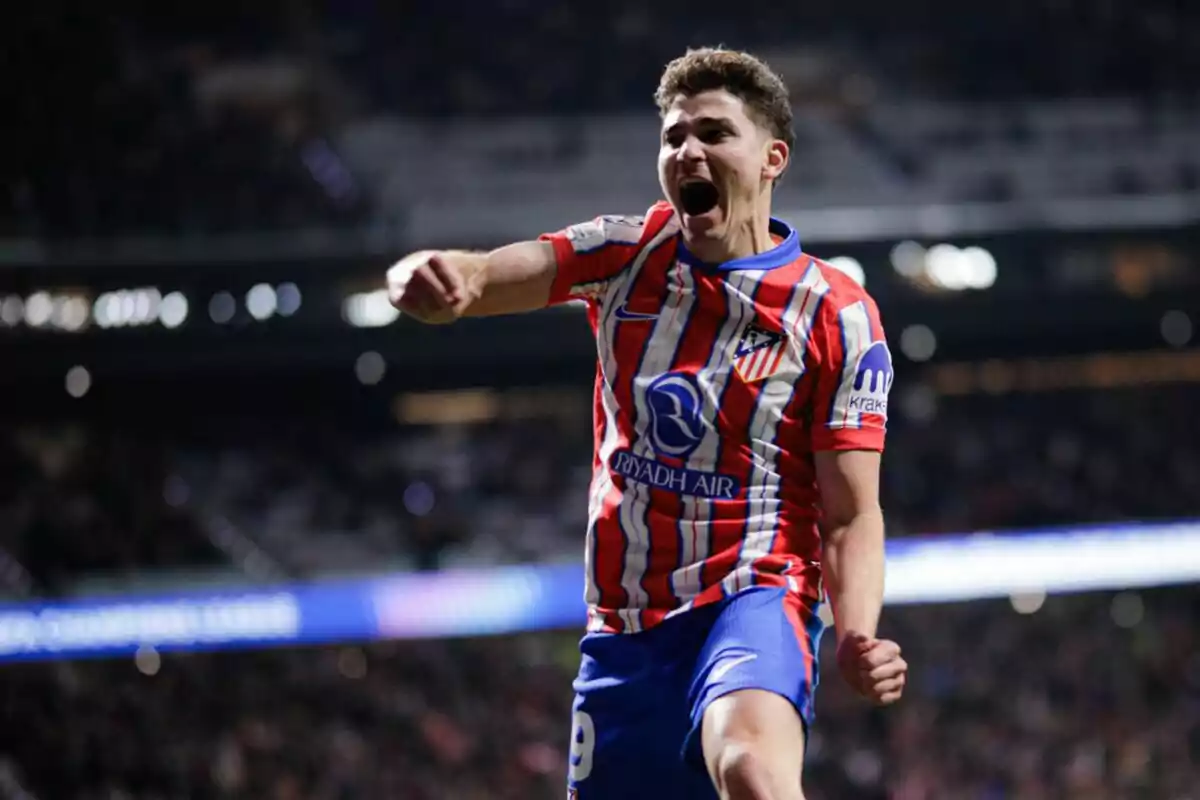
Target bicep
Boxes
[468,213,649,317]
[814,450,882,528]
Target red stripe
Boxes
[586,370,614,624]
[765,280,826,577]
[605,250,673,629]
[756,346,770,372]
[807,268,849,431]
[745,347,767,381]
[764,343,787,380]
[783,592,819,686]
[690,581,729,609]
[741,350,760,382]
[635,281,688,613]
[702,271,797,594]
[640,608,671,628]
[734,274,802,590]
[590,211,677,632]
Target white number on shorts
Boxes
[568,709,596,783]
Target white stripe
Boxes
[828,300,873,430]
[588,218,680,631]
[668,270,767,606]
[723,270,830,596]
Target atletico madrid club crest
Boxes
[733,323,787,383]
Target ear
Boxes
[762,138,789,183]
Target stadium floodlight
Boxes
[246,283,278,321]
[925,244,997,291]
[343,289,400,328]
[159,292,189,329]
[825,256,866,287]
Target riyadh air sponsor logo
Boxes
[610,449,741,499]
[611,371,741,498]
[646,372,705,458]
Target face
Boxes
[658,89,788,239]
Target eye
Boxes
[699,130,729,144]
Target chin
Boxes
[682,214,717,235]
[682,208,725,237]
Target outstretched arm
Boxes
[387,212,652,325]
[387,241,558,324]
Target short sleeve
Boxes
[809,293,893,452]
[539,214,647,306]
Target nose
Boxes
[675,134,704,163]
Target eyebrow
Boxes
[663,116,738,138]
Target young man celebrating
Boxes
[388,47,906,800]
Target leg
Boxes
[570,616,721,800]
[681,587,825,800]
[702,688,806,800]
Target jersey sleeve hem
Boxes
[541,233,581,307]
[811,427,886,452]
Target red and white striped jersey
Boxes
[540,201,893,634]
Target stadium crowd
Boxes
[0,381,1197,797]
[5,6,362,239]
[0,588,1195,799]
[4,383,1198,593]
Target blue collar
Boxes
[676,218,801,272]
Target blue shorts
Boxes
[567,586,825,800]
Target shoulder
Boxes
[802,256,889,364]
[805,255,878,314]
[559,202,678,253]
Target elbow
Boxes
[822,505,883,539]
[821,508,885,560]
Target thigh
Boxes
[700,688,809,799]
[681,586,826,772]
[568,629,718,800]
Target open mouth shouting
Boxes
[678,177,721,217]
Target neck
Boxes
[683,193,775,264]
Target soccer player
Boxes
[387,48,906,800]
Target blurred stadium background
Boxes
[3,2,1200,798]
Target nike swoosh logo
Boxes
[613,304,659,321]
[710,653,758,682]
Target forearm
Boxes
[389,240,558,324]
[460,241,557,318]
[822,508,886,646]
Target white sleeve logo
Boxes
[847,341,893,418]
[565,215,644,254]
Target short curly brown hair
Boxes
[655,47,794,155]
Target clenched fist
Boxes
[836,632,907,706]
[387,250,477,325]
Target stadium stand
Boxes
[4,384,1199,592]
[6,1,1198,240]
